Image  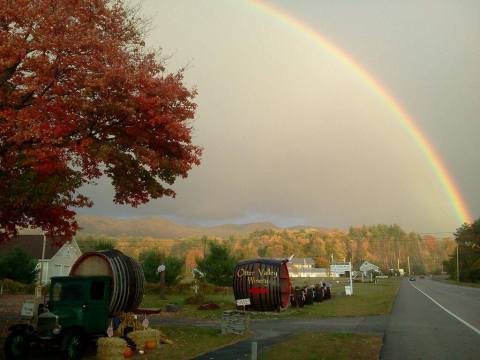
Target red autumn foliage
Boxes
[0,0,201,242]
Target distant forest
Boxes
[78,224,454,275]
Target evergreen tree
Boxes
[196,242,237,286]
[139,249,164,283]
[0,247,38,284]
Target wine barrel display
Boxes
[314,285,325,302]
[304,287,315,305]
[233,259,291,311]
[70,250,145,313]
[290,287,305,308]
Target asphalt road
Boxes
[381,278,480,360]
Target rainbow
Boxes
[248,0,472,225]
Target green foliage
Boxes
[445,218,480,282]
[139,248,183,285]
[76,235,117,252]
[196,242,238,286]
[164,255,184,285]
[93,239,116,251]
[0,247,38,284]
[0,279,48,295]
[140,249,164,283]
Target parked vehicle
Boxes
[5,276,111,360]
[4,250,145,360]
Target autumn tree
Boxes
[0,0,201,242]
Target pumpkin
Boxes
[123,347,134,358]
[145,340,157,350]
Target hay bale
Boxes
[96,337,127,360]
[113,312,144,337]
[128,329,162,349]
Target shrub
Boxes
[0,279,47,295]
[92,239,116,251]
[139,250,184,285]
[164,255,184,285]
[139,249,164,283]
[0,247,38,284]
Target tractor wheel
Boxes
[4,329,30,360]
[62,329,85,360]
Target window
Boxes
[63,265,71,275]
[54,264,62,275]
[90,281,105,301]
[52,283,62,301]
[52,282,84,302]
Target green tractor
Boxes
[5,276,111,360]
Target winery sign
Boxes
[236,267,278,286]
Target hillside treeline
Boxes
[78,224,454,274]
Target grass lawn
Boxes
[259,332,382,360]
[142,278,400,320]
[149,326,248,359]
[434,278,480,288]
[253,278,400,319]
[141,292,235,320]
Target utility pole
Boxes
[349,260,353,295]
[33,234,47,320]
[398,248,401,270]
[407,256,411,276]
[456,244,460,282]
[203,236,207,259]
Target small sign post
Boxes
[21,300,35,318]
[349,261,353,295]
[157,264,166,299]
[236,298,251,312]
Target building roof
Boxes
[289,257,314,265]
[0,235,66,260]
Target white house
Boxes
[287,258,337,278]
[289,257,315,269]
[289,267,332,278]
[0,235,82,284]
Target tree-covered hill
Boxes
[77,219,454,275]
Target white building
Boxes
[287,258,337,278]
[289,257,315,269]
[0,235,82,284]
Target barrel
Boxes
[304,287,314,305]
[314,285,324,302]
[233,259,291,311]
[70,250,145,313]
[290,287,305,308]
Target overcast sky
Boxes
[79,0,480,233]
